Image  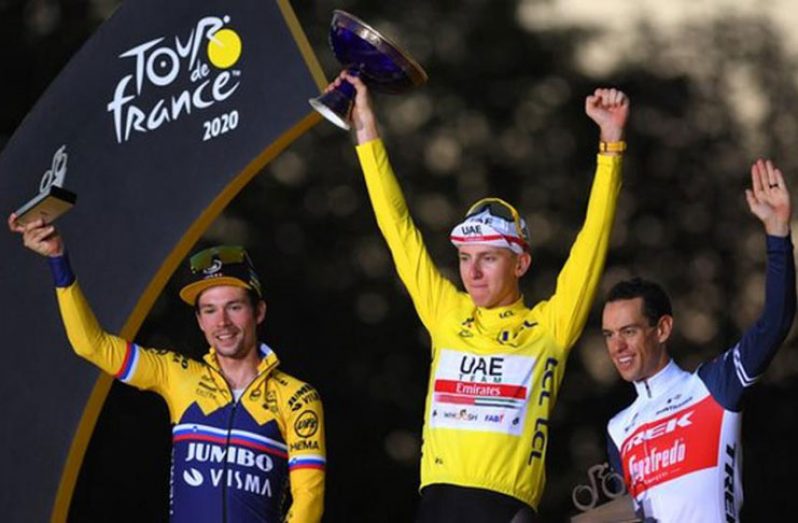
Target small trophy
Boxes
[309,10,428,130]
[570,463,645,523]
[14,145,77,226]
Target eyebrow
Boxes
[602,322,640,333]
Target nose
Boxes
[216,309,232,327]
[469,260,483,280]
[606,334,625,355]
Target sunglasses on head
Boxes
[466,198,520,223]
[465,198,528,246]
[189,245,251,274]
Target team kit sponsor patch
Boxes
[620,396,723,495]
[430,349,535,435]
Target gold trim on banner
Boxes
[50,1,325,519]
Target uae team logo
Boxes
[107,16,243,144]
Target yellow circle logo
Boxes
[207,28,242,69]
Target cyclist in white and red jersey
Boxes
[601,159,795,522]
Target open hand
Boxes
[746,159,791,237]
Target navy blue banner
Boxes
[0,0,325,520]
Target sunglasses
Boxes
[189,245,252,274]
[465,197,528,244]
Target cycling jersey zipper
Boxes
[207,364,263,523]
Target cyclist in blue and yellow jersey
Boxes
[326,72,629,522]
[8,216,325,523]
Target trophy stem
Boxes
[309,78,356,130]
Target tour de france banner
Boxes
[0,0,325,520]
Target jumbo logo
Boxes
[107,16,243,144]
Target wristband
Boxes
[599,140,627,153]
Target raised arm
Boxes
[542,89,629,350]
[8,213,174,395]
[699,159,796,410]
[334,72,459,332]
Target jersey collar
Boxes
[474,295,527,330]
[633,359,681,399]
[203,342,280,375]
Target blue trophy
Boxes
[309,10,428,130]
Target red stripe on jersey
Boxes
[621,395,723,496]
[434,379,527,399]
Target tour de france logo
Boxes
[107,16,244,145]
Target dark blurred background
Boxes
[3,0,798,521]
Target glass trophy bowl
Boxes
[309,10,428,130]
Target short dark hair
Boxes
[605,278,672,326]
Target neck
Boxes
[217,349,261,390]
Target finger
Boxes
[7,213,21,233]
[751,160,766,196]
[606,88,619,106]
[28,224,55,244]
[343,71,365,89]
[745,188,758,212]
[765,159,779,189]
[773,167,789,195]
[21,217,46,235]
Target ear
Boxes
[515,251,532,277]
[656,314,673,344]
[256,300,267,325]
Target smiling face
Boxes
[195,285,265,361]
[458,244,531,308]
[602,297,672,382]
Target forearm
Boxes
[355,139,457,328]
[285,470,325,523]
[51,254,131,375]
[547,154,623,348]
[739,234,796,374]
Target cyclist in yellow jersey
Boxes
[327,72,629,522]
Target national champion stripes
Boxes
[115,341,140,382]
[288,455,325,471]
[173,423,289,459]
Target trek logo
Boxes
[621,411,693,454]
[620,396,724,496]
[107,16,242,144]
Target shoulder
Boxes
[268,370,322,409]
[607,400,638,441]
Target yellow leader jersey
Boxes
[356,138,621,509]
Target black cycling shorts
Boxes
[416,484,538,523]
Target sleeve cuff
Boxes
[766,233,793,251]
[48,252,75,287]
